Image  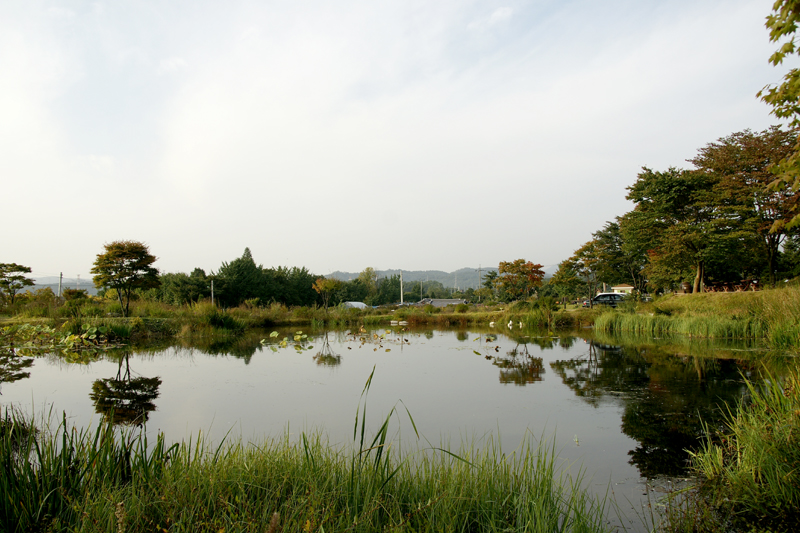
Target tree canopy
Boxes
[494,259,544,301]
[0,263,35,305]
[91,241,160,317]
[759,1,800,228]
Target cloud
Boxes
[0,0,784,276]
[158,56,188,74]
[468,6,513,31]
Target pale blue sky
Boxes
[0,0,786,279]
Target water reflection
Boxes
[550,338,749,477]
[0,348,34,393]
[314,332,341,366]
[491,340,546,385]
[89,353,162,426]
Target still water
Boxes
[1,327,776,531]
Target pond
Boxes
[0,326,783,531]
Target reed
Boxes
[593,312,767,340]
[688,367,800,531]
[1,382,612,533]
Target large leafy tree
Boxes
[622,167,739,293]
[759,1,800,228]
[688,126,798,285]
[312,277,343,311]
[569,243,602,302]
[549,260,584,307]
[0,263,35,304]
[494,259,545,301]
[158,268,210,305]
[588,220,648,293]
[214,248,266,307]
[91,241,159,317]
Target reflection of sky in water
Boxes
[1,329,759,532]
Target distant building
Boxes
[342,301,368,309]
[610,284,635,294]
[419,298,468,308]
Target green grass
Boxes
[686,367,800,532]
[1,375,612,533]
[591,286,800,350]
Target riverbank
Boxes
[593,285,800,351]
[1,407,611,533]
[2,286,799,351]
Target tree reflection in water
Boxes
[0,348,34,393]
[89,353,161,426]
[491,336,545,386]
[551,338,749,478]
[313,332,341,366]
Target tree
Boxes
[214,248,266,307]
[623,167,738,293]
[0,263,35,304]
[357,267,378,299]
[689,126,799,285]
[759,2,800,228]
[494,259,545,301]
[549,260,583,308]
[89,354,161,426]
[313,277,343,311]
[589,220,648,293]
[569,243,602,303]
[91,241,160,317]
[372,275,401,305]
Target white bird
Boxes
[507,320,513,328]
[518,321,523,328]
[489,321,495,327]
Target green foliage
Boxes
[214,249,318,308]
[0,390,611,533]
[758,2,800,229]
[62,288,88,301]
[689,126,799,285]
[494,259,545,301]
[0,263,34,305]
[91,240,160,318]
[689,368,800,531]
[157,269,210,306]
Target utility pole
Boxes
[477,265,482,303]
[400,270,404,305]
[77,274,80,291]
[58,273,62,298]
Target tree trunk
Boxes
[118,289,127,318]
[692,261,705,293]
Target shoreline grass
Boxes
[683,367,800,532]
[3,285,800,351]
[1,412,612,533]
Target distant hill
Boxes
[28,276,99,296]
[327,265,559,289]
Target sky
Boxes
[0,0,790,280]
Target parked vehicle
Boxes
[591,292,626,308]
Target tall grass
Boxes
[0,409,176,533]
[1,378,612,533]
[688,367,800,531]
[593,312,767,339]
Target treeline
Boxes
[151,249,469,309]
[549,126,800,299]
